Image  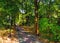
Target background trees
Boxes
[0,0,60,42]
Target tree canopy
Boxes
[0,0,60,42]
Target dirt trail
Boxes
[15,26,42,43]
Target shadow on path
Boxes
[15,26,42,43]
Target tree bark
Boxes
[34,0,39,35]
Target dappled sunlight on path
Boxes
[0,36,19,43]
[0,26,42,43]
[15,26,42,43]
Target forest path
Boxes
[15,26,42,43]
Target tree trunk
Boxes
[34,0,39,35]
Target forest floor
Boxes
[0,26,42,43]
[0,29,19,43]
[0,26,58,43]
[15,26,42,43]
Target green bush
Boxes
[39,18,49,33]
[39,18,60,41]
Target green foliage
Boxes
[39,17,60,41]
[39,18,49,32]
[49,24,60,41]
[38,0,60,41]
[0,0,60,42]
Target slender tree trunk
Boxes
[34,0,39,35]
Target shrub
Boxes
[39,18,60,42]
